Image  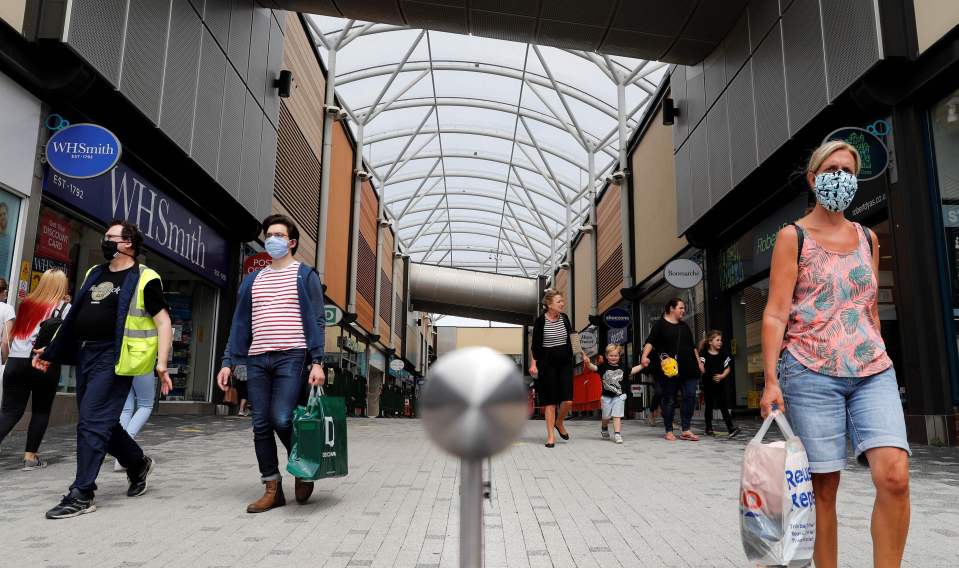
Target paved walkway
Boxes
[1,415,957,567]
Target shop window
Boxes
[730,280,768,408]
[34,204,219,402]
[0,188,22,283]
[931,88,959,400]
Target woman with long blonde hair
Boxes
[0,269,69,470]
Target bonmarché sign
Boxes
[43,163,229,286]
[664,259,702,289]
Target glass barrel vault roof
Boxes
[306,16,668,277]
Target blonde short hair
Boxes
[542,288,563,308]
[806,140,861,175]
[605,344,624,357]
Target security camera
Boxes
[356,170,371,181]
[579,225,593,233]
[379,218,393,227]
[559,262,571,269]
[324,104,341,116]
[609,170,627,184]
[273,70,293,98]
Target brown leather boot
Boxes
[294,478,314,504]
[246,480,286,513]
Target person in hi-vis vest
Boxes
[35,220,173,520]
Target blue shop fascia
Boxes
[34,122,235,406]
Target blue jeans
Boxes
[245,349,309,481]
[661,377,698,432]
[779,349,910,473]
[119,373,156,438]
[72,341,145,496]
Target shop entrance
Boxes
[34,203,221,402]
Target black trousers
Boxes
[703,381,735,432]
[0,357,61,453]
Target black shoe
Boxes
[46,492,96,519]
[555,425,570,440]
[126,456,155,497]
[728,427,742,439]
[545,442,555,448]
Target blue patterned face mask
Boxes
[813,170,858,212]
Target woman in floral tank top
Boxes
[761,141,910,567]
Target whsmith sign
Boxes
[45,123,121,179]
[43,162,229,286]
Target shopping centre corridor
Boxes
[1,416,957,568]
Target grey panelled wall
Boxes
[672,0,884,235]
[60,0,284,220]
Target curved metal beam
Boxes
[366,126,616,164]
[407,244,541,264]
[400,203,566,231]
[389,188,569,224]
[355,97,609,144]
[397,220,552,252]
[385,171,577,205]
[410,228,546,258]
[375,152,581,195]
[396,213,552,245]
[337,61,633,123]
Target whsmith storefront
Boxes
[34,123,239,413]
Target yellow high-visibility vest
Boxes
[84,264,160,376]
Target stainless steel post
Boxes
[421,347,528,568]
[459,458,483,568]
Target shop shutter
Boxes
[357,238,377,306]
[274,103,320,235]
[597,244,623,302]
[379,270,393,324]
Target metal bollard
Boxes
[421,347,528,568]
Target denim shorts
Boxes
[779,349,910,473]
[601,394,626,419]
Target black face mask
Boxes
[101,239,120,260]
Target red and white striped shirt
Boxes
[248,261,307,356]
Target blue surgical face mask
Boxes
[264,236,290,259]
[813,170,858,212]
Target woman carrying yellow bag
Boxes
[641,298,704,441]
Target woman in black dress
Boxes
[641,298,704,441]
[530,289,574,448]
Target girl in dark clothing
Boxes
[641,298,704,441]
[0,269,68,470]
[530,289,574,448]
[698,330,741,438]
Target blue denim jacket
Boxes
[221,263,325,368]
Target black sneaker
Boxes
[46,493,96,519]
[126,456,155,497]
[728,427,743,439]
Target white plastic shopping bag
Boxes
[740,411,815,567]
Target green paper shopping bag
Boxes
[286,387,349,480]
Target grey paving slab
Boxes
[0,415,957,567]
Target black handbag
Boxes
[33,303,67,351]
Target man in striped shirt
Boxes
[218,214,326,513]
